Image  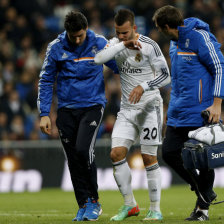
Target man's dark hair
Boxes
[114,9,135,26]
[152,5,184,29]
[64,11,88,32]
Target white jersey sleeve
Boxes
[94,38,125,64]
[139,37,170,91]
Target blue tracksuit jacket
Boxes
[167,18,224,127]
[37,29,118,116]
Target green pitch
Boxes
[0,186,223,224]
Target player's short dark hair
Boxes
[64,11,88,32]
[152,5,184,29]
[114,9,135,26]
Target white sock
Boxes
[197,208,209,216]
[146,163,161,212]
[112,159,136,207]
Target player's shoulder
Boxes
[48,31,66,52]
[138,34,162,56]
[138,34,158,46]
[95,33,107,42]
[89,31,108,49]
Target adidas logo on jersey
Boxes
[90,121,97,126]
[62,52,68,58]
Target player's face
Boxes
[67,29,87,46]
[115,21,136,42]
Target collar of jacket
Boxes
[177,17,210,43]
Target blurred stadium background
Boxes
[0,0,224,193]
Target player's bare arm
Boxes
[128,85,144,104]
[40,116,52,135]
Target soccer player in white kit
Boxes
[94,9,170,221]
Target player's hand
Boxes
[206,97,222,123]
[129,85,144,104]
[123,40,142,50]
[40,116,52,135]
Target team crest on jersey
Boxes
[135,53,142,62]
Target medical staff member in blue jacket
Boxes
[153,5,224,221]
[37,11,118,221]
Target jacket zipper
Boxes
[199,79,202,104]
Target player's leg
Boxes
[162,126,213,220]
[185,169,216,221]
[141,147,162,221]
[110,110,140,221]
[111,140,137,207]
[138,103,162,220]
[75,105,104,221]
[162,126,198,187]
[198,169,216,204]
[110,140,140,221]
[162,126,199,220]
[56,108,90,221]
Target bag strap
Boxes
[190,150,198,169]
[210,122,224,145]
[211,200,224,205]
[210,126,215,145]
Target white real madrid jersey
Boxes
[95,34,170,110]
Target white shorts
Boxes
[112,101,163,146]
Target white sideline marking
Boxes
[0,210,60,213]
[0,213,72,216]
[0,212,110,217]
